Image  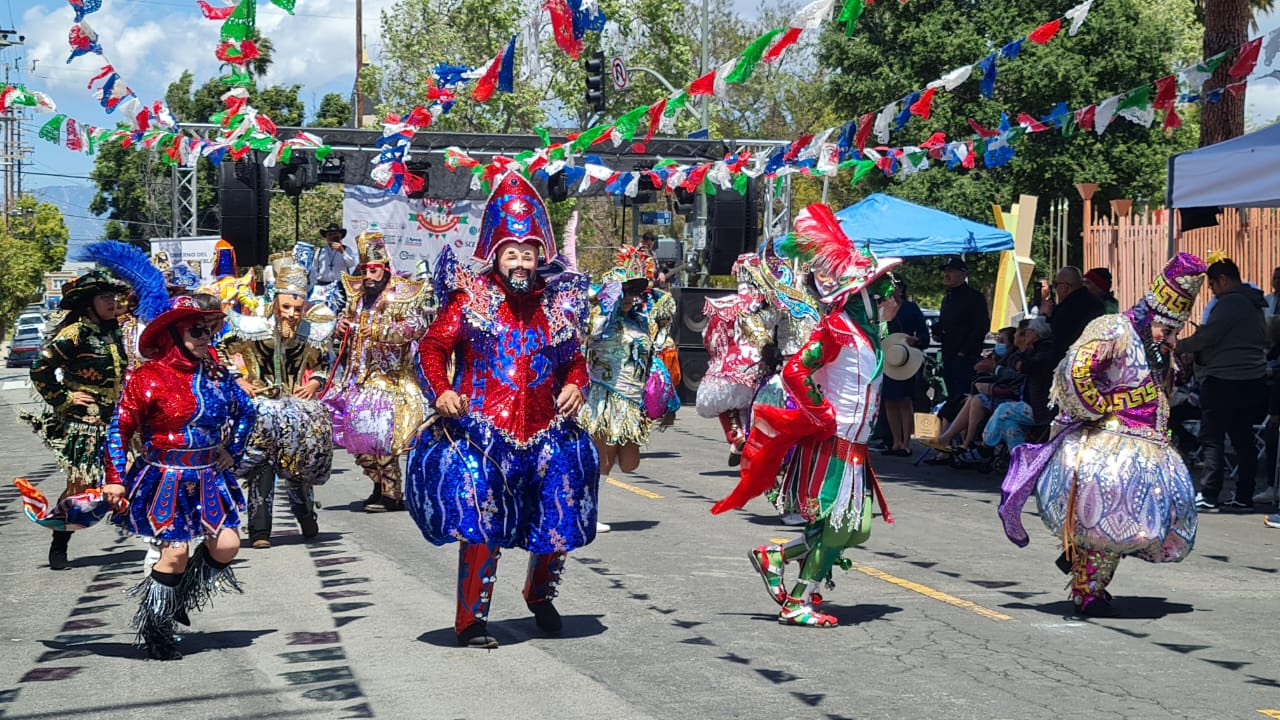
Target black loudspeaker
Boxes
[672,286,731,348]
[705,180,758,275]
[676,347,709,405]
[219,157,270,267]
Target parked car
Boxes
[6,327,43,368]
[15,313,45,335]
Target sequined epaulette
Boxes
[224,310,273,341]
[300,304,337,347]
[543,271,591,342]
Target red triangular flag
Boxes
[967,117,999,138]
[854,112,874,151]
[1152,75,1177,110]
[908,86,937,119]
[1163,108,1183,132]
[1027,19,1061,44]
[1016,112,1048,132]
[1228,37,1262,79]
[688,70,717,96]
[633,97,668,153]
[762,27,803,63]
[1075,105,1096,132]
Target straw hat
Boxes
[882,333,925,381]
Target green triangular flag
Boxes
[315,145,333,164]
[535,127,551,147]
[838,0,865,36]
[278,145,293,165]
[1116,86,1150,111]
[611,105,650,142]
[39,114,67,143]
[732,172,749,195]
[221,0,257,43]
[725,28,785,84]
[570,123,611,152]
[701,177,717,196]
[270,0,296,14]
[850,159,875,185]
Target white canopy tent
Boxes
[1167,121,1280,208]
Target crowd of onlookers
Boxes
[875,256,1280,527]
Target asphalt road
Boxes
[1,378,1278,720]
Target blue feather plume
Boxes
[75,241,170,322]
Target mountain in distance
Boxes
[31,184,105,256]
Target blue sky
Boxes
[7,0,1280,196]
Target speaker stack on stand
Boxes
[670,287,731,406]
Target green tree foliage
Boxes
[312,93,353,128]
[268,184,345,254]
[815,0,1202,303]
[0,196,70,333]
[90,33,319,248]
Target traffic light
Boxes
[673,186,696,215]
[584,50,606,112]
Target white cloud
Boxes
[19,0,399,110]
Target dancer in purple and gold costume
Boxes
[999,253,1207,617]
[102,295,257,659]
[406,172,598,649]
[326,232,431,512]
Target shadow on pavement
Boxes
[725,603,903,626]
[71,548,146,569]
[41,628,274,659]
[416,613,608,648]
[267,531,346,546]
[1004,596,1195,619]
[698,469,739,478]
[603,520,660,532]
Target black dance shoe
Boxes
[528,601,563,635]
[457,623,499,649]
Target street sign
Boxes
[640,210,673,226]
[687,128,709,140]
[610,56,629,91]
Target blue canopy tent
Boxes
[834,193,1013,257]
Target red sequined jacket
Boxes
[419,269,589,446]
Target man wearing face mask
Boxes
[326,232,432,513]
[406,173,598,649]
[999,253,1208,617]
[223,255,337,548]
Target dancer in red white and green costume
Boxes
[711,203,900,627]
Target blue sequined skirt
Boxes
[114,447,244,545]
[1035,426,1197,563]
[405,416,600,553]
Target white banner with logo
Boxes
[342,185,484,274]
[149,236,222,286]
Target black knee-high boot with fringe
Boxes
[127,569,184,661]
[178,544,244,616]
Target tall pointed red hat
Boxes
[473,172,557,267]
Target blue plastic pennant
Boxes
[894,92,919,131]
[1000,38,1023,61]
[1040,101,1070,129]
[977,53,998,99]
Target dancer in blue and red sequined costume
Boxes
[405,173,599,649]
[102,295,257,660]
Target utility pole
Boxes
[354,0,363,129]
[0,28,29,233]
[693,0,710,284]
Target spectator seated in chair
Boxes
[922,327,1019,453]
[955,317,1056,467]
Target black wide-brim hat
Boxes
[59,269,129,311]
[320,222,348,239]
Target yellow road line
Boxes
[605,477,664,499]
[853,563,1013,621]
[769,537,790,544]
[1256,710,1280,718]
